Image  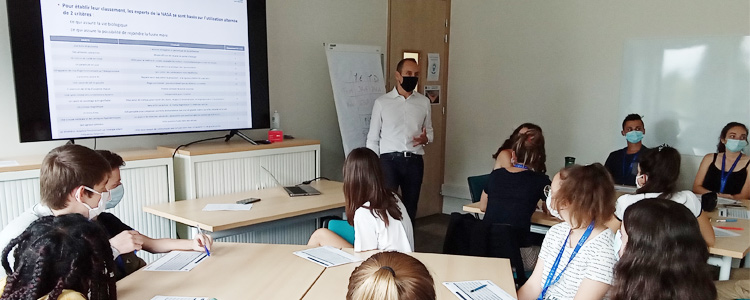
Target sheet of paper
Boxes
[0,160,19,167]
[144,251,208,271]
[717,197,741,205]
[293,246,361,267]
[713,226,741,237]
[427,52,440,81]
[151,297,212,300]
[202,203,253,211]
[443,280,515,300]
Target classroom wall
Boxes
[0,1,387,182]
[443,0,750,200]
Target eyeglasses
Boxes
[543,185,552,198]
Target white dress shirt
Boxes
[366,88,434,155]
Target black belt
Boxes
[382,151,422,158]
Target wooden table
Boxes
[116,243,326,300]
[464,200,750,281]
[302,250,518,300]
[707,200,750,280]
[143,180,345,239]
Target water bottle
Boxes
[271,110,280,129]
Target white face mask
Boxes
[76,186,110,220]
[546,193,562,220]
[635,174,647,189]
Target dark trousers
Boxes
[380,153,424,222]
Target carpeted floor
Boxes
[413,213,451,253]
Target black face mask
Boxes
[400,76,418,92]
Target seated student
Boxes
[491,123,546,172]
[95,150,213,278]
[612,199,716,300]
[1,214,117,300]
[347,251,435,300]
[0,145,111,277]
[479,129,550,241]
[0,145,212,279]
[605,114,649,186]
[610,145,714,247]
[693,122,750,200]
[308,147,414,252]
[517,164,616,300]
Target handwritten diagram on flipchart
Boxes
[326,44,386,155]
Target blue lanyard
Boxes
[622,153,639,179]
[514,163,529,170]
[537,221,595,300]
[720,153,742,193]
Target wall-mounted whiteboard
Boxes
[325,43,386,155]
[620,36,750,156]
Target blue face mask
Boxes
[625,130,644,144]
[106,184,125,209]
[725,139,748,153]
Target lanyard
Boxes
[720,153,742,193]
[622,153,639,179]
[538,221,595,300]
[514,163,529,170]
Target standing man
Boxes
[605,114,649,186]
[367,58,433,222]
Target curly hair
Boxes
[347,251,435,300]
[1,214,117,300]
[611,199,716,300]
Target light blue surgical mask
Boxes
[106,184,125,209]
[625,130,644,144]
[725,139,748,153]
[545,193,562,220]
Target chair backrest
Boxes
[327,219,355,245]
[442,213,527,285]
[467,174,490,203]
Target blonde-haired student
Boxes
[347,251,435,300]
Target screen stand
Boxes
[225,130,259,145]
[65,139,75,145]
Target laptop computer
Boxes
[261,166,321,197]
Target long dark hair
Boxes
[1,214,117,300]
[612,199,715,300]
[492,123,543,159]
[509,129,546,172]
[635,145,679,198]
[716,122,748,152]
[343,148,403,227]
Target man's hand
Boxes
[192,233,214,252]
[109,230,144,254]
[412,127,428,146]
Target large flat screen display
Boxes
[7,0,269,142]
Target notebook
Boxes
[261,166,321,197]
[719,207,750,219]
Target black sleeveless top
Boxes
[703,153,750,195]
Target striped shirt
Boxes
[538,222,616,300]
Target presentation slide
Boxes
[39,0,252,139]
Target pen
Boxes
[717,226,743,231]
[196,224,211,256]
[716,219,737,223]
[470,284,487,292]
